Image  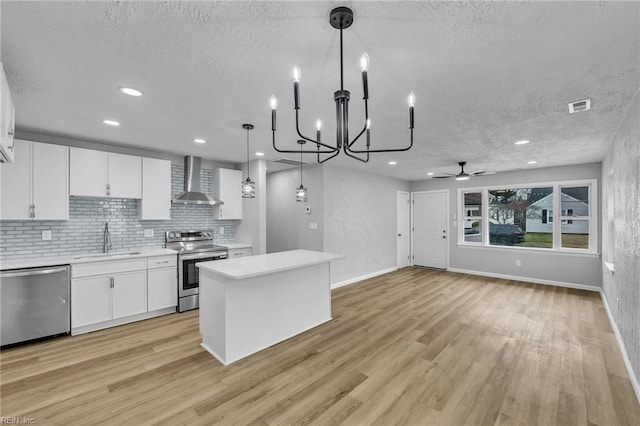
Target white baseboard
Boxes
[331,267,398,289]
[599,291,640,407]
[446,267,601,292]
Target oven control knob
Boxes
[168,232,174,239]
[207,231,212,237]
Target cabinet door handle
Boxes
[32,205,36,218]
[106,184,111,197]
[110,276,115,288]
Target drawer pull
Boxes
[157,260,171,264]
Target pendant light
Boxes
[269,6,415,164]
[241,123,255,198]
[296,140,308,202]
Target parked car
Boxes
[489,224,525,245]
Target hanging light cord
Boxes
[300,146,303,186]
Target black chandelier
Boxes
[270,6,415,164]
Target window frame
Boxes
[457,179,598,254]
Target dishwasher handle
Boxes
[1,267,69,278]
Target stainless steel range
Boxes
[165,230,228,312]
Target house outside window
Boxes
[459,180,597,253]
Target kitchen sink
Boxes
[72,251,142,260]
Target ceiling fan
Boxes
[432,162,495,181]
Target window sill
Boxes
[456,243,601,258]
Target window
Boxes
[459,180,597,253]
[463,192,482,243]
[488,186,553,248]
[560,186,590,249]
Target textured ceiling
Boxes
[2,1,639,181]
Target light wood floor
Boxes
[1,267,639,425]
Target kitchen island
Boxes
[196,249,343,365]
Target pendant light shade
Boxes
[242,124,255,198]
[296,185,307,202]
[242,178,255,198]
[296,139,307,202]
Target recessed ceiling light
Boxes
[514,140,530,145]
[120,87,143,97]
[102,119,120,126]
[427,172,434,176]
[193,138,206,144]
[528,160,537,164]
[255,152,265,157]
[388,161,397,165]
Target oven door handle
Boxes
[180,252,228,261]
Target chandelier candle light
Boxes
[241,123,255,198]
[296,140,308,202]
[270,6,415,163]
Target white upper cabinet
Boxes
[70,147,141,198]
[139,157,172,220]
[213,168,242,220]
[0,140,69,220]
[108,152,142,199]
[69,148,108,196]
[0,62,15,163]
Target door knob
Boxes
[398,233,402,237]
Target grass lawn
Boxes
[518,232,588,249]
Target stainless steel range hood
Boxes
[172,156,223,205]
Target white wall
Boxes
[266,165,324,253]
[411,163,602,288]
[601,90,639,389]
[323,165,410,284]
[235,159,267,254]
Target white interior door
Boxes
[412,191,448,269]
[397,191,411,268]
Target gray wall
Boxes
[266,164,324,253]
[0,164,238,259]
[411,163,602,287]
[601,90,639,387]
[323,165,410,284]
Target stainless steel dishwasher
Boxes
[1,265,70,347]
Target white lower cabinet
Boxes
[71,254,177,335]
[147,255,177,311]
[228,247,252,258]
[112,270,147,319]
[71,275,112,328]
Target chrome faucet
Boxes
[103,222,112,253]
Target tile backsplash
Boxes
[0,165,238,259]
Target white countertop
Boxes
[216,243,252,250]
[197,249,343,280]
[0,248,177,271]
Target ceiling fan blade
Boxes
[471,171,496,176]
[469,169,486,175]
[431,175,452,179]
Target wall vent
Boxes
[272,157,307,166]
[568,98,591,113]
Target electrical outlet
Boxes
[220,227,225,235]
[42,230,52,241]
[309,222,318,230]
[144,229,154,238]
[516,260,521,267]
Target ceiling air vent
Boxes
[272,157,307,166]
[568,98,591,113]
